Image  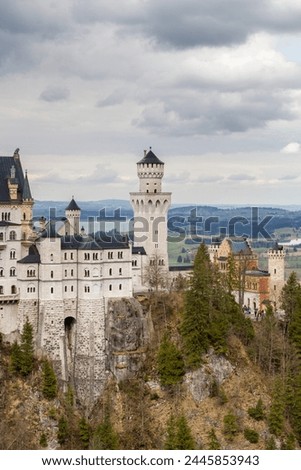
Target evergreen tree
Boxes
[79,417,90,450]
[57,416,69,446]
[223,412,239,441]
[10,340,22,374]
[92,414,119,450]
[181,244,213,367]
[286,372,301,444]
[248,398,265,421]
[268,377,285,436]
[164,415,177,450]
[164,414,195,450]
[207,428,220,450]
[176,415,195,450]
[20,318,34,376]
[157,334,185,386]
[42,359,57,399]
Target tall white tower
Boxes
[130,148,171,271]
[268,242,285,309]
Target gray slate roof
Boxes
[65,198,81,211]
[137,149,164,165]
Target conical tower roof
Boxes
[65,197,81,211]
[137,148,164,165]
[22,171,33,201]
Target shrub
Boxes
[244,428,259,443]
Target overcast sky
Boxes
[1,0,301,205]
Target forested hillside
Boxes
[1,244,301,449]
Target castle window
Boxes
[118,251,123,259]
[132,260,137,267]
[0,268,3,276]
[10,268,16,277]
[119,268,122,275]
[71,286,74,292]
[84,269,90,277]
[11,285,17,294]
[84,253,90,260]
[71,269,74,276]
[10,250,16,259]
[93,253,98,260]
[65,286,67,292]
[84,285,90,293]
[50,287,54,294]
[64,253,67,260]
[70,252,74,260]
[9,231,16,240]
[50,254,54,261]
[50,270,54,278]
[108,252,113,259]
[109,284,112,291]
[23,213,26,220]
[119,284,122,290]
[65,269,67,277]
[0,232,3,241]
[109,268,112,276]
[274,269,276,274]
[0,286,3,295]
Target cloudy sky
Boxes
[1,0,301,205]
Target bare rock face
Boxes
[106,298,153,381]
[184,350,234,402]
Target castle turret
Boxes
[65,197,81,236]
[268,242,285,308]
[130,148,171,275]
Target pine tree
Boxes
[164,415,177,450]
[268,377,285,436]
[57,416,69,446]
[20,318,34,376]
[248,398,265,421]
[157,334,185,386]
[92,414,119,450]
[42,359,57,399]
[176,415,195,450]
[223,412,239,441]
[79,417,90,450]
[207,428,220,450]
[164,414,195,450]
[181,244,213,367]
[10,340,22,374]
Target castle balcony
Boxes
[0,293,20,304]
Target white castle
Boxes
[0,148,285,406]
[0,148,171,406]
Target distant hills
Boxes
[33,199,301,243]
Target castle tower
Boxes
[268,242,285,309]
[65,197,81,236]
[130,148,171,272]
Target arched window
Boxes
[10,267,16,277]
[11,285,17,294]
[0,232,3,241]
[0,268,4,277]
[10,250,16,260]
[9,231,16,240]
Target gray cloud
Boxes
[39,86,70,102]
[73,0,301,49]
[227,174,257,182]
